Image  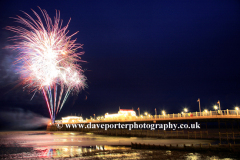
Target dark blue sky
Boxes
[0,0,240,120]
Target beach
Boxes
[0,131,239,159]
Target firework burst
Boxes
[6,7,87,123]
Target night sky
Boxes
[0,0,240,121]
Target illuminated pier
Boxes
[55,109,240,124]
[48,109,240,142]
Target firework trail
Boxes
[6,7,87,123]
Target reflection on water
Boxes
[34,145,130,158]
[0,131,239,159]
[2,145,237,159]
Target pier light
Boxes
[162,110,166,116]
[214,105,218,110]
[144,112,148,116]
[204,109,208,113]
[184,108,188,112]
[236,107,239,116]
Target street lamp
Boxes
[184,108,188,112]
[137,108,140,117]
[235,107,239,116]
[144,112,148,116]
[217,100,221,110]
[214,105,218,110]
[197,98,201,113]
[162,110,166,116]
[204,109,208,116]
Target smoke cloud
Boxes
[0,107,50,130]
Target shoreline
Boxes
[0,131,240,159]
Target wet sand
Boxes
[0,131,213,147]
[0,131,239,159]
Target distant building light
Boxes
[104,109,136,120]
[62,116,83,123]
